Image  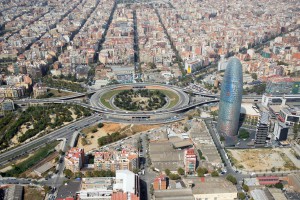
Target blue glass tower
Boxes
[217,57,243,138]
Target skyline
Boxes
[0,0,300,200]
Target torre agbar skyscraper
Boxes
[217,57,243,139]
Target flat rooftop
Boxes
[240,103,260,116]
[153,188,194,200]
[183,177,237,195]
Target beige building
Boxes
[32,83,48,98]
[0,98,14,116]
[183,177,237,200]
[94,150,138,172]
[0,86,25,98]
[288,173,300,193]
[64,147,85,172]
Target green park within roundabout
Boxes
[95,84,189,113]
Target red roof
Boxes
[257,176,279,185]
[111,192,127,200]
[56,198,74,200]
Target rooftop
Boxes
[240,103,260,116]
[260,112,269,125]
[153,188,194,200]
[183,177,237,195]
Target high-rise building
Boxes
[273,121,289,141]
[255,112,269,146]
[217,57,243,141]
[184,148,197,175]
[64,147,85,172]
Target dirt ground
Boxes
[24,186,45,200]
[11,124,33,144]
[77,122,160,152]
[228,148,299,171]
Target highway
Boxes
[0,114,102,167]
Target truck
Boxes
[154,168,160,172]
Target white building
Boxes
[79,170,140,200]
[218,55,228,71]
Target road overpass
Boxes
[14,82,262,117]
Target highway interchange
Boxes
[1,83,262,167]
[0,83,265,200]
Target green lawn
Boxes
[160,90,179,108]
[1,141,59,177]
[100,89,179,110]
[47,89,74,98]
[100,90,124,109]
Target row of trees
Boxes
[1,142,58,177]
[52,74,87,83]
[0,104,91,150]
[42,76,87,92]
[98,132,127,146]
[243,83,266,95]
[64,169,115,179]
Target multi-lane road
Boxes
[0,114,102,167]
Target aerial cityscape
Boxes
[0,0,300,200]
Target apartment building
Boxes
[94,150,138,172]
[64,147,85,172]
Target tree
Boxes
[98,123,104,128]
[220,136,225,142]
[238,129,250,139]
[238,192,246,200]
[177,167,185,175]
[165,169,171,176]
[91,127,98,133]
[242,184,249,192]
[293,123,299,139]
[74,172,83,178]
[184,126,189,132]
[169,173,181,180]
[226,174,237,184]
[251,73,257,80]
[64,169,73,178]
[85,171,93,177]
[274,182,283,189]
[211,171,219,177]
[81,138,87,146]
[271,167,276,172]
[197,167,208,177]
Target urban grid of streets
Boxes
[0,0,300,200]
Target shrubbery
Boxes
[98,132,126,146]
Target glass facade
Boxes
[217,57,243,136]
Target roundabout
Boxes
[90,83,190,114]
[113,89,167,111]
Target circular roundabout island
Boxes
[91,84,190,114]
[114,89,167,111]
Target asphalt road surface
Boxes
[0,114,102,167]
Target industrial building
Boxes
[183,177,237,200]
